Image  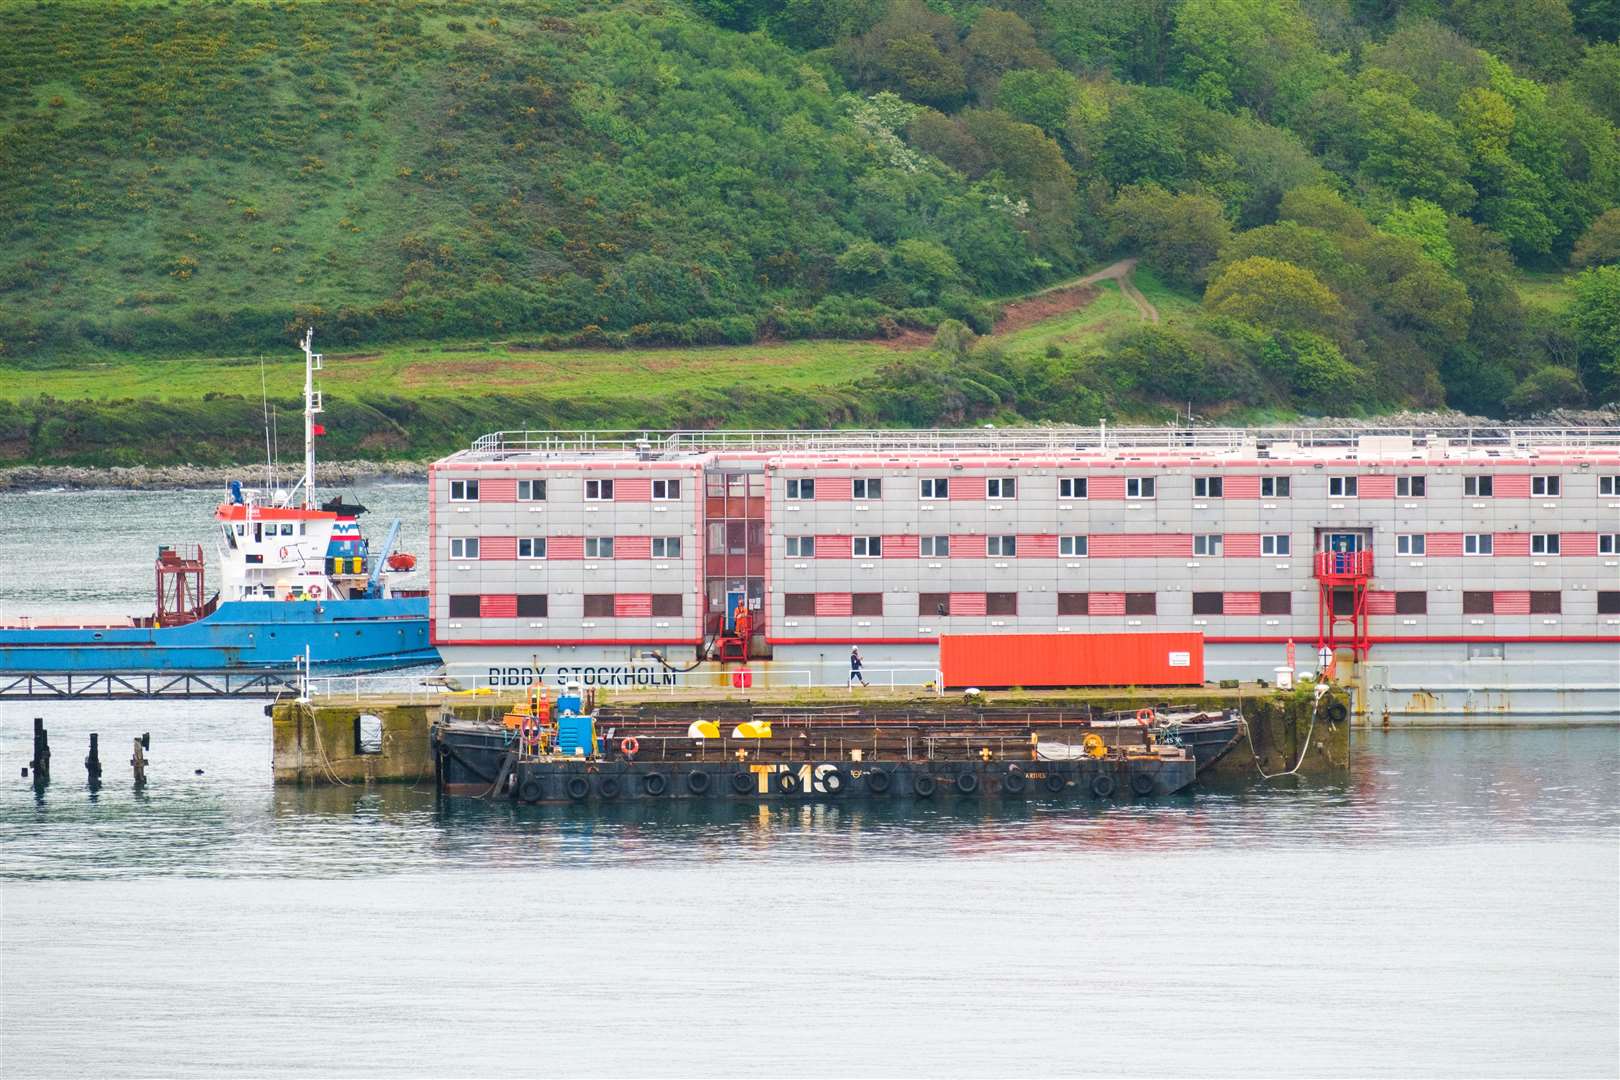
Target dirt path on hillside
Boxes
[991,257,1157,335]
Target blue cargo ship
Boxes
[0,330,437,674]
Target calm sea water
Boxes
[2,489,1618,1078]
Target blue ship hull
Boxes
[0,598,437,673]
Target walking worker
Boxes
[849,645,869,688]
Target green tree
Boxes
[961,10,1053,98]
[1351,87,1477,213]
[1569,43,1620,125]
[1448,0,1580,73]
[766,0,881,50]
[1204,256,1347,337]
[1382,199,1457,268]
[996,68,1081,135]
[1504,366,1587,413]
[1568,265,1620,400]
[1172,0,1335,120]
[1571,0,1620,40]
[1105,185,1233,285]
[1572,208,1620,266]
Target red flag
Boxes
[311,423,327,436]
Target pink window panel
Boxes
[479,594,517,618]
[951,534,988,558]
[548,536,584,559]
[950,476,987,500]
[816,477,853,500]
[615,535,652,559]
[883,534,920,558]
[1018,534,1059,557]
[614,478,652,501]
[816,535,853,558]
[1561,533,1599,556]
[814,593,852,616]
[1223,534,1261,557]
[1357,476,1395,498]
[1088,592,1126,615]
[1493,475,1530,498]
[1492,533,1530,556]
[1088,534,1193,558]
[1088,476,1126,500]
[1224,476,1261,499]
[614,594,654,618]
[1425,533,1463,556]
[1223,592,1261,615]
[1364,591,1397,615]
[1492,591,1530,615]
[478,479,517,502]
[949,592,987,616]
[479,536,517,560]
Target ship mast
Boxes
[300,327,323,510]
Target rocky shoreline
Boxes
[0,459,431,492]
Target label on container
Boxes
[1167,651,1191,668]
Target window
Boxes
[448,595,479,618]
[852,593,884,616]
[652,478,681,500]
[853,536,883,557]
[1260,592,1292,615]
[786,478,814,500]
[517,479,546,501]
[1260,477,1290,498]
[1530,534,1560,555]
[517,594,548,618]
[1396,591,1427,615]
[1192,592,1223,615]
[450,537,479,560]
[1529,591,1560,614]
[1125,592,1156,615]
[1060,535,1088,557]
[785,594,816,616]
[986,592,1018,615]
[1464,533,1493,556]
[583,594,614,617]
[281,523,295,536]
[853,478,881,500]
[1598,591,1620,614]
[1397,476,1425,497]
[1464,476,1493,497]
[1126,477,1156,499]
[988,535,1017,556]
[518,537,546,559]
[651,536,681,558]
[1601,534,1619,555]
[1060,477,1088,499]
[920,477,949,499]
[1396,534,1426,556]
[449,479,479,502]
[584,537,614,558]
[1193,534,1223,557]
[1462,591,1493,614]
[919,592,951,617]
[1058,593,1088,615]
[651,594,682,617]
[1261,534,1291,557]
[987,477,1016,499]
[1194,477,1223,498]
[786,536,815,558]
[584,479,613,501]
[1329,476,1358,498]
[1531,476,1560,497]
[920,535,949,557]
[1602,477,1618,497]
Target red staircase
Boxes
[155,545,206,627]
[1315,550,1373,658]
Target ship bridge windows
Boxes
[450,480,479,502]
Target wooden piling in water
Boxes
[86,732,102,789]
[131,737,147,788]
[31,717,50,785]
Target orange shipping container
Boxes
[939,632,1204,688]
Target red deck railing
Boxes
[1314,550,1373,579]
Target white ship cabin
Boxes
[215,488,344,602]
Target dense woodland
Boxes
[1,0,1618,427]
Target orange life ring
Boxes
[1136,708,1155,726]
[620,737,640,757]
[308,584,323,599]
[278,546,290,559]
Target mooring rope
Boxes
[1239,692,1323,781]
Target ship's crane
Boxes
[364,518,403,598]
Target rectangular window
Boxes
[1194,477,1223,498]
[1125,592,1156,615]
[651,536,681,558]
[1464,533,1493,556]
[449,479,479,502]
[988,535,1017,557]
[1260,477,1290,498]
[1396,534,1426,556]
[1531,476,1560,497]
[853,478,881,500]
[987,477,1016,499]
[786,478,814,500]
[1396,591,1427,615]
[584,537,614,558]
[516,594,548,618]
[448,595,479,618]
[986,592,1018,615]
[1397,476,1425,497]
[784,594,816,616]
[584,479,613,501]
[1462,591,1493,614]
[1601,534,1619,555]
[651,478,681,500]
[1602,477,1618,497]
[583,594,614,617]
[1060,477,1088,499]
[1597,591,1620,614]
[1126,477,1156,499]
[852,592,884,616]
[1259,592,1292,615]
[1529,591,1560,614]
[1329,476,1358,498]
[1193,534,1223,557]
[786,536,815,558]
[281,524,295,536]
[1261,534,1291,556]
[920,477,949,500]
[853,536,883,557]
[517,479,546,501]
[1192,592,1223,615]
[450,537,479,560]
[1058,592,1088,615]
[919,592,951,617]
[1060,535,1088,557]
[920,535,950,557]
[651,594,682,617]
[1464,476,1493,497]
[518,537,547,559]
[1530,534,1559,555]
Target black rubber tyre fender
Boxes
[687,769,711,795]
[598,776,621,800]
[1090,773,1116,799]
[518,778,544,803]
[913,774,936,797]
[729,770,755,795]
[1043,770,1067,793]
[1326,701,1349,723]
[566,775,590,801]
[1129,772,1156,797]
[1002,769,1026,795]
[821,768,846,795]
[643,772,668,797]
[865,769,892,794]
[956,771,979,794]
[777,770,801,795]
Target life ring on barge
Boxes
[620,736,640,758]
[308,585,323,599]
[1136,708,1156,726]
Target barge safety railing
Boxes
[302,666,951,703]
